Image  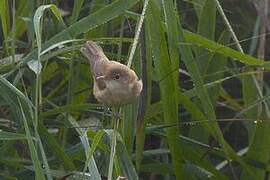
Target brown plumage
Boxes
[80,41,143,106]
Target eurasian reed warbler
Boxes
[80,41,142,106]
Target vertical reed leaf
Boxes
[189,0,216,144]
[19,99,46,180]
[0,0,10,52]
[177,1,256,178]
[146,1,184,179]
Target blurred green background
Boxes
[0,0,269,179]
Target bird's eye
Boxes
[114,74,120,80]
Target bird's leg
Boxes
[103,106,122,120]
[102,106,111,126]
[103,106,111,116]
[111,107,122,120]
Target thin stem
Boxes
[11,0,16,66]
[214,0,243,53]
[117,17,125,62]
[62,59,75,148]
[127,0,149,68]
[108,108,120,180]
[215,0,270,116]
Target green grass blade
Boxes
[121,104,137,154]
[83,130,105,174]
[189,0,216,143]
[183,30,270,67]
[135,24,152,170]
[0,0,10,49]
[146,1,184,178]
[70,0,84,23]
[21,0,139,66]
[116,132,139,180]
[196,0,216,73]
[0,131,27,140]
[240,121,270,180]
[68,115,102,180]
[18,98,46,180]
[177,5,257,178]
[162,0,180,90]
[38,123,76,170]
[242,17,261,141]
[205,30,231,106]
[33,4,64,54]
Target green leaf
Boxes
[0,130,27,140]
[70,0,84,23]
[0,0,10,43]
[31,4,64,74]
[38,123,75,170]
[178,10,257,177]
[18,99,46,180]
[146,1,184,179]
[21,0,139,67]
[196,0,216,73]
[83,130,105,174]
[184,30,270,68]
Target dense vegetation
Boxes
[0,0,269,179]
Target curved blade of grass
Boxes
[0,75,52,179]
[82,130,105,174]
[0,130,27,140]
[177,9,257,179]
[183,30,270,68]
[104,126,138,180]
[140,163,216,179]
[86,0,109,38]
[41,103,101,117]
[38,123,75,170]
[117,143,139,180]
[32,5,66,154]
[145,69,262,121]
[40,39,84,56]
[240,120,270,179]
[146,1,184,179]
[68,115,102,180]
[32,4,64,74]
[21,0,139,67]
[142,134,228,179]
[44,99,101,179]
[178,91,256,178]
[240,13,264,180]
[0,76,33,107]
[205,30,231,106]
[190,30,230,143]
[18,98,46,180]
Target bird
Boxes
[80,41,143,107]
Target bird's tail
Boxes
[80,41,108,68]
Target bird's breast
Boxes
[93,80,140,106]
